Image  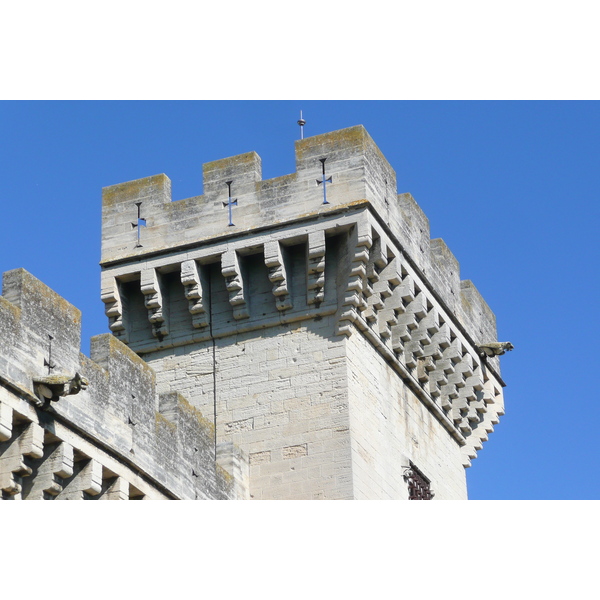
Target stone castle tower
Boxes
[0,125,507,500]
[100,124,506,500]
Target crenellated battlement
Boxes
[100,126,498,354]
[100,126,396,265]
[0,269,247,500]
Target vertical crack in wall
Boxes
[208,268,217,456]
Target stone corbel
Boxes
[336,220,372,337]
[180,260,210,329]
[221,249,250,320]
[102,476,130,500]
[23,442,74,499]
[376,257,402,340]
[364,236,388,295]
[307,230,326,305]
[363,239,391,329]
[264,241,292,311]
[101,275,127,342]
[391,284,427,360]
[403,304,446,373]
[58,458,103,499]
[437,339,464,416]
[466,380,502,454]
[423,321,453,399]
[141,267,169,339]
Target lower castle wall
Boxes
[0,269,242,500]
[346,329,468,500]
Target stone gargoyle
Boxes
[33,372,89,405]
[477,342,514,358]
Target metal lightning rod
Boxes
[297,111,306,139]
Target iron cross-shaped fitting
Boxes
[44,334,56,374]
[131,202,147,247]
[316,158,332,205]
[223,181,238,227]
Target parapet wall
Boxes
[0,269,246,500]
[100,125,497,351]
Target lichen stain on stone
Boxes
[104,333,156,375]
[294,198,369,222]
[102,174,170,208]
[155,412,177,432]
[177,394,215,434]
[258,172,298,191]
[295,125,367,161]
[216,464,234,485]
[165,195,206,212]
[204,152,261,174]
[24,273,81,323]
[0,296,21,320]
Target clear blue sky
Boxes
[1,100,598,501]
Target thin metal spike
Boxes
[297,110,306,139]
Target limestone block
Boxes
[203,152,262,198]
[0,401,12,442]
[282,444,308,459]
[403,303,439,369]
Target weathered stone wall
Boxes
[146,318,351,500]
[0,269,245,500]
